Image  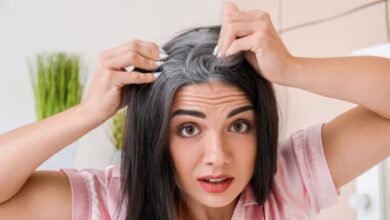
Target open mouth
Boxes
[197,177,234,193]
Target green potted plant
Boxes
[29,52,85,169]
[111,109,125,164]
[29,52,84,120]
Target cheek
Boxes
[169,137,201,182]
[230,135,257,173]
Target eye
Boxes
[178,123,200,137]
[229,120,251,133]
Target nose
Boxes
[203,132,231,166]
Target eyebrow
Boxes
[171,105,254,119]
[226,105,254,118]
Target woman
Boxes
[1,2,390,220]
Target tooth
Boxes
[207,178,226,183]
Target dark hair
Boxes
[118,26,279,220]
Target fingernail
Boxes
[159,53,168,60]
[213,45,218,56]
[217,52,223,58]
[156,61,165,67]
[154,72,161,78]
[125,65,135,72]
[159,47,168,59]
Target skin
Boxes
[0,39,160,219]
[1,2,390,219]
[216,2,390,189]
[169,82,256,220]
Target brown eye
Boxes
[178,124,200,137]
[229,120,250,133]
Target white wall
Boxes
[0,0,222,169]
[2,0,387,219]
[230,0,390,220]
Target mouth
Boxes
[197,175,234,193]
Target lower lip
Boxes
[198,178,233,193]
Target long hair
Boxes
[118,26,279,220]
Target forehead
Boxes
[171,81,251,109]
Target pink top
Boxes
[61,123,339,220]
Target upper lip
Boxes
[197,174,234,180]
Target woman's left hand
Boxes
[216,2,295,85]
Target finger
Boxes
[219,20,264,57]
[132,40,162,61]
[218,2,240,45]
[227,10,270,22]
[224,33,261,57]
[223,2,240,15]
[107,51,164,71]
[117,71,159,109]
[113,40,162,61]
[115,71,158,86]
[98,40,159,64]
[216,2,240,56]
[224,34,261,73]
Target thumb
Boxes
[224,1,239,14]
[217,2,240,56]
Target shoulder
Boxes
[278,123,323,156]
[60,165,125,220]
[267,124,339,217]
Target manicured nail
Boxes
[156,61,165,67]
[159,53,168,60]
[125,65,135,72]
[213,45,218,56]
[159,47,168,59]
[154,72,161,78]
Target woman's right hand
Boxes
[81,39,166,121]
[0,39,166,215]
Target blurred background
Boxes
[0,0,389,219]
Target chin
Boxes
[197,191,239,208]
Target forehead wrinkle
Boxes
[171,98,252,115]
[175,93,247,100]
[176,81,245,97]
[172,82,252,109]
[174,94,250,105]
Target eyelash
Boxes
[177,119,252,138]
[229,119,252,133]
[177,123,200,138]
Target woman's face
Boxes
[169,81,257,208]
